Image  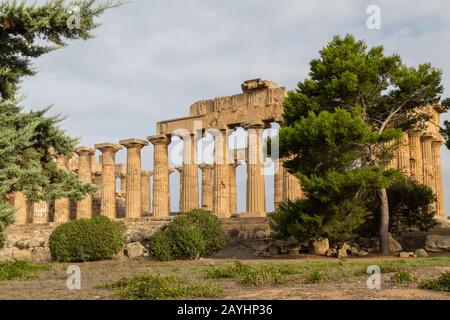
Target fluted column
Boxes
[75,146,95,219]
[148,134,170,217]
[229,163,238,214]
[54,155,71,222]
[95,143,122,219]
[432,139,445,217]
[182,134,199,212]
[12,192,28,225]
[213,128,230,218]
[120,139,148,219]
[245,121,266,216]
[141,171,152,214]
[175,166,184,213]
[200,164,213,211]
[421,133,435,191]
[283,168,303,201]
[32,201,48,224]
[408,130,423,182]
[274,159,285,210]
[397,133,410,174]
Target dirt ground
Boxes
[1,251,449,300]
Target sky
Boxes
[19,0,450,215]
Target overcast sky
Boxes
[20,0,450,215]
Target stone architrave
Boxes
[199,164,213,211]
[54,155,71,222]
[75,146,96,219]
[245,121,266,216]
[119,139,149,218]
[141,171,152,214]
[148,134,170,217]
[95,143,122,219]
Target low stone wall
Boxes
[0,216,270,261]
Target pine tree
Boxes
[277,35,447,253]
[0,0,122,240]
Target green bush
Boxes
[148,209,227,261]
[49,215,126,262]
[102,273,223,300]
[419,272,450,292]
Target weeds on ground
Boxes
[0,260,50,281]
[102,273,223,300]
[419,272,450,292]
[391,270,417,284]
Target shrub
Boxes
[148,209,226,261]
[0,260,49,281]
[102,273,223,300]
[305,270,328,284]
[391,270,416,284]
[419,272,450,292]
[0,223,5,249]
[49,215,126,262]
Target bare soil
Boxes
[0,252,449,300]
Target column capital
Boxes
[420,132,435,141]
[75,146,95,157]
[199,163,213,170]
[169,167,177,174]
[148,134,170,146]
[141,170,153,178]
[95,142,122,153]
[119,138,149,149]
[175,166,183,173]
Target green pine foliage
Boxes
[275,34,447,247]
[0,1,121,240]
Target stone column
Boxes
[54,155,71,223]
[141,171,152,214]
[119,139,149,219]
[274,159,285,210]
[213,128,230,218]
[229,163,238,214]
[432,139,445,217]
[95,143,122,219]
[75,146,95,219]
[181,134,199,212]
[148,134,170,217]
[12,192,28,225]
[245,121,266,216]
[283,169,303,201]
[175,166,184,213]
[397,133,410,174]
[421,133,435,191]
[199,164,213,211]
[408,130,424,182]
[32,201,48,224]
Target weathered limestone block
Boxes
[309,237,330,255]
[425,234,450,252]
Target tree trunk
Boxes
[378,188,390,255]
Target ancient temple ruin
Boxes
[8,79,447,225]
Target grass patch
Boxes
[0,260,50,281]
[419,272,450,293]
[391,270,417,284]
[102,273,223,300]
[206,261,295,286]
[304,270,328,284]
